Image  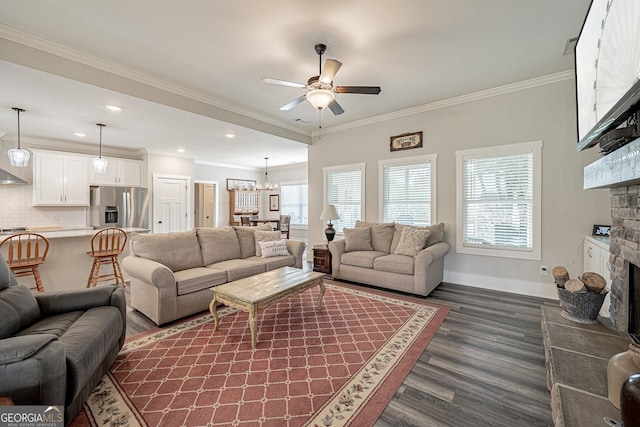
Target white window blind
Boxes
[460,146,538,255]
[382,161,432,225]
[325,165,364,233]
[280,183,308,225]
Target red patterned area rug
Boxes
[71,281,448,427]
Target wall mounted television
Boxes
[576,0,640,152]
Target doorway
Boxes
[195,182,217,228]
[152,174,191,233]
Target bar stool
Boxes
[87,228,127,288]
[279,215,291,239]
[0,232,49,293]
[240,216,251,226]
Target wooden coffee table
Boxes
[209,267,325,348]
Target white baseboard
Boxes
[443,271,559,300]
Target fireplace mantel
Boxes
[584,138,640,189]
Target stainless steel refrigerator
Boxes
[89,186,150,229]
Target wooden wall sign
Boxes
[390,131,423,152]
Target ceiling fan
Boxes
[261,43,381,116]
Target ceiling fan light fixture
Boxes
[306,89,334,110]
[8,107,30,167]
[93,123,109,173]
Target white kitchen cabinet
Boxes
[32,150,89,206]
[89,158,142,186]
[583,235,611,317]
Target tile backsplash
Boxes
[0,184,87,228]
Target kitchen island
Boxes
[0,227,149,292]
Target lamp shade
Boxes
[306,89,335,110]
[320,204,340,221]
[92,156,109,173]
[8,148,30,167]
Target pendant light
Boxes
[93,123,109,173]
[8,107,30,167]
[257,157,278,191]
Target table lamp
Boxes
[320,204,340,242]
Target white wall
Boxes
[308,78,610,299]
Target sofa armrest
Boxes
[414,241,450,295]
[415,241,450,266]
[121,256,177,290]
[328,239,346,278]
[0,335,66,406]
[285,240,306,269]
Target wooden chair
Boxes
[87,228,127,288]
[0,232,49,292]
[279,215,291,239]
[240,216,251,226]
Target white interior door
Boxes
[203,183,216,227]
[153,175,190,233]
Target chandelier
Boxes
[256,157,278,191]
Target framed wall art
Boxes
[227,178,257,191]
[269,194,280,211]
[390,131,423,152]
[592,224,611,236]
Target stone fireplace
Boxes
[609,185,640,338]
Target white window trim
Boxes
[323,162,366,233]
[455,140,542,260]
[378,154,437,224]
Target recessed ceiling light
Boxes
[225,132,236,138]
[74,132,87,137]
[176,147,185,153]
[105,104,122,111]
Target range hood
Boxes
[0,168,28,184]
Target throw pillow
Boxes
[394,227,432,257]
[259,240,290,258]
[254,230,282,257]
[344,227,373,252]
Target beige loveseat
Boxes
[122,226,305,325]
[328,221,449,296]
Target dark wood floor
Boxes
[123,266,558,427]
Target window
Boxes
[323,163,365,233]
[456,141,542,260]
[280,182,308,225]
[379,154,437,225]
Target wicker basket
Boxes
[557,286,608,324]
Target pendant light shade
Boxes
[93,123,109,173]
[256,157,278,191]
[8,107,30,167]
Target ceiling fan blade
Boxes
[335,86,381,95]
[279,95,307,111]
[261,77,306,89]
[328,100,345,116]
[319,59,342,84]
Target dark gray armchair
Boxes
[0,252,126,426]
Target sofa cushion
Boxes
[60,306,123,403]
[341,251,387,269]
[394,227,432,257]
[233,226,258,258]
[355,221,395,253]
[197,227,241,265]
[259,240,290,258]
[209,259,266,282]
[248,255,296,271]
[174,267,227,296]
[374,254,415,275]
[344,227,374,252]
[0,253,18,290]
[391,222,444,253]
[131,229,203,272]
[0,284,41,339]
[254,231,282,257]
[16,311,84,338]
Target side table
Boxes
[313,244,332,274]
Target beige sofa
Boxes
[122,226,305,325]
[328,221,449,296]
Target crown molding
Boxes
[312,70,575,138]
[0,134,146,159]
[0,24,310,139]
